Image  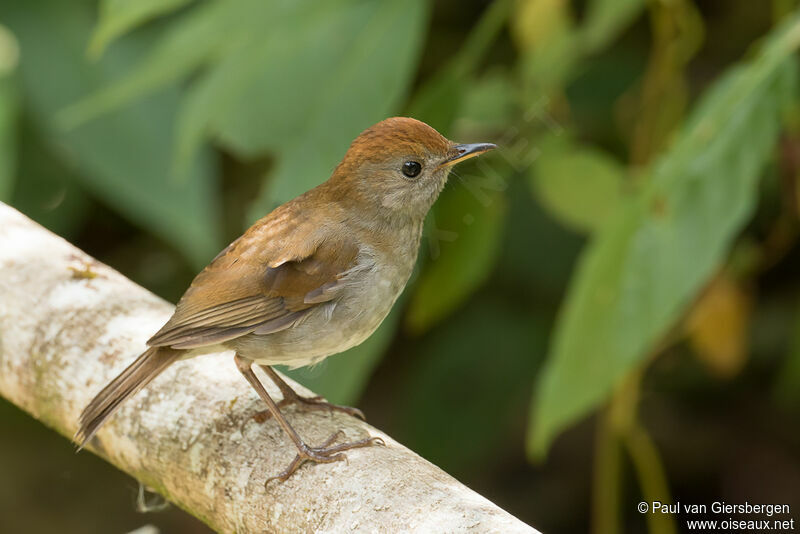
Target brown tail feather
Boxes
[75,346,181,449]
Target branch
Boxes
[0,203,538,533]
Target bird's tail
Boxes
[75,346,181,449]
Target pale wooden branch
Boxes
[0,203,538,534]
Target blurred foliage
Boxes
[775,302,800,409]
[529,134,625,233]
[406,180,506,333]
[61,0,427,222]
[531,15,800,457]
[686,272,752,378]
[0,22,17,201]
[4,0,221,268]
[2,0,800,532]
[89,0,194,58]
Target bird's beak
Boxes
[439,143,497,168]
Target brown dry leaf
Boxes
[686,273,752,378]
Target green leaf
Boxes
[88,0,195,58]
[529,135,625,233]
[172,1,379,168]
[58,0,427,219]
[528,13,800,458]
[0,24,19,202]
[5,0,221,268]
[283,307,401,406]
[213,1,400,157]
[58,0,260,129]
[406,166,506,333]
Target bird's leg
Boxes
[234,355,383,484]
[251,365,365,422]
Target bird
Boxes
[76,117,496,482]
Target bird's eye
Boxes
[402,160,422,178]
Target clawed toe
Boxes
[313,435,384,455]
[264,433,384,486]
[311,430,345,450]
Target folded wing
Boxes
[147,219,359,350]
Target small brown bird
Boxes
[76,117,495,482]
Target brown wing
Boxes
[147,217,359,350]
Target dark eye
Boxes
[402,160,422,178]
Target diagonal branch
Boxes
[0,203,537,533]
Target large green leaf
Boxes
[4,0,221,268]
[57,0,428,215]
[58,0,257,129]
[528,14,800,457]
[168,1,376,168]
[89,0,195,58]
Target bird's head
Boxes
[330,117,495,221]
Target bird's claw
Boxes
[264,432,384,487]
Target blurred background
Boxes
[1,0,799,532]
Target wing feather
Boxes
[147,213,359,350]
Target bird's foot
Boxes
[265,431,384,486]
[252,393,365,423]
